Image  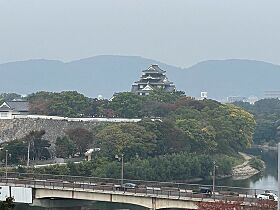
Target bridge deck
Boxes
[0,172,277,209]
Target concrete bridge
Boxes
[0,173,276,210]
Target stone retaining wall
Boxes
[0,118,99,143]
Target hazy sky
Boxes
[0,0,279,67]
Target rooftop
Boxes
[0,101,29,112]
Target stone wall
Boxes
[0,118,99,143]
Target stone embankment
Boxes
[0,118,99,143]
[232,153,264,180]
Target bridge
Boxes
[0,173,276,210]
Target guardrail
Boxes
[0,172,276,204]
[0,176,257,203]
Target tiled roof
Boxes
[142,64,166,73]
[5,101,29,112]
[0,106,11,111]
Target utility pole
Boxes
[27,141,30,167]
[277,143,280,210]
[115,154,124,186]
[5,150,8,178]
[213,161,216,200]
[121,154,124,186]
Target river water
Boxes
[14,148,278,210]
[222,148,278,191]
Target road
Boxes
[0,172,277,205]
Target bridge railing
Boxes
[0,176,269,205]
[0,172,276,201]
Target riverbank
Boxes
[232,152,264,180]
[251,144,277,151]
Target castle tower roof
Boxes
[131,65,176,96]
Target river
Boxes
[223,148,278,191]
[14,148,278,210]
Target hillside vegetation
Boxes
[234,98,280,145]
[0,91,255,181]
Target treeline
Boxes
[0,90,256,181]
[27,90,186,118]
[33,153,237,182]
[0,130,51,164]
[234,98,280,145]
[0,128,95,165]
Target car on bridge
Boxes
[115,183,138,191]
[257,192,278,201]
[193,187,212,198]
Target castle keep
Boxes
[131,64,176,96]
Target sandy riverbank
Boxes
[232,152,264,180]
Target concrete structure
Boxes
[35,188,198,210]
[131,64,176,96]
[0,173,271,210]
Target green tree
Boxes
[235,98,280,145]
[0,197,15,210]
[66,128,95,155]
[55,136,75,158]
[0,93,23,102]
[0,140,27,165]
[28,91,92,117]
[147,89,184,103]
[0,130,51,164]
[109,92,146,118]
[23,130,51,160]
[96,123,157,160]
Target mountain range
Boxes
[1,55,280,100]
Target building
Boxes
[200,92,208,99]
[226,96,258,105]
[227,96,248,104]
[131,64,176,96]
[0,101,29,119]
[264,91,280,99]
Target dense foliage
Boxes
[26,90,186,118]
[0,130,51,165]
[234,98,280,145]
[0,90,256,181]
[28,91,94,117]
[0,93,23,105]
[34,153,237,181]
[0,197,15,210]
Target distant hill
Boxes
[1,55,280,100]
[180,59,280,100]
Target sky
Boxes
[0,0,280,67]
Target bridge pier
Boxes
[151,197,156,210]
